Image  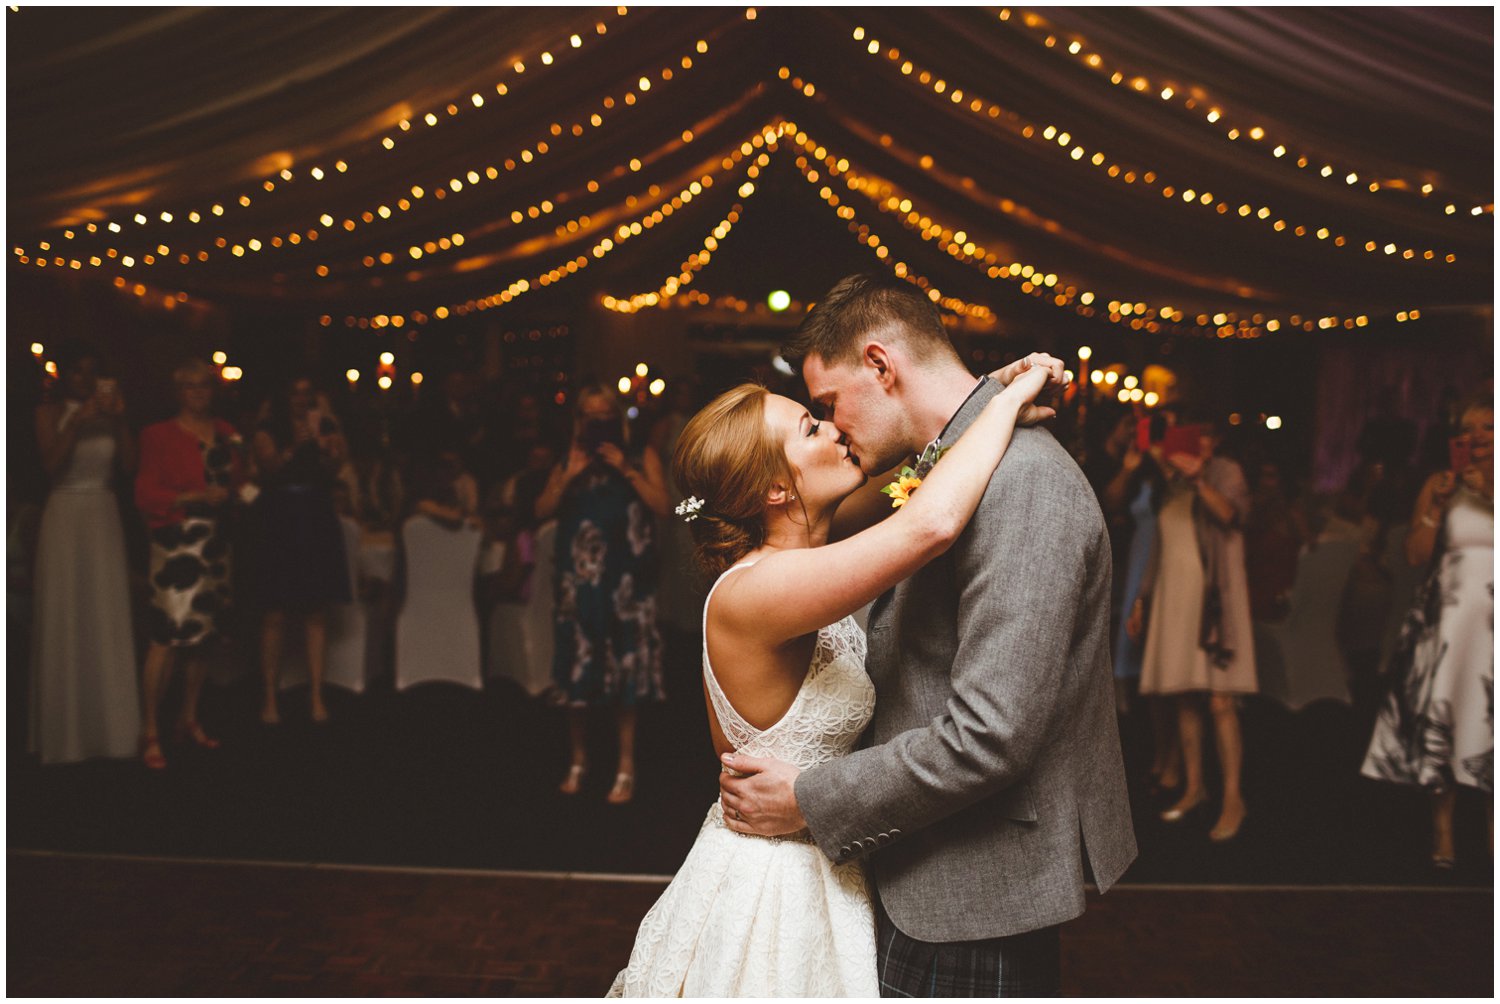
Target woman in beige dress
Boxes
[1130,424,1255,841]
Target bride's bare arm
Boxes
[719,365,1050,642]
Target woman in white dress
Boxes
[1362,398,1493,868]
[29,346,142,765]
[607,357,1057,997]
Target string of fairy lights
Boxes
[315,89,764,283]
[330,126,770,329]
[783,113,1430,340]
[601,121,996,323]
[993,8,1493,219]
[777,68,1275,303]
[28,8,635,243]
[13,8,1459,340]
[843,25,1464,265]
[12,34,721,275]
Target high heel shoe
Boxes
[559,764,586,795]
[1431,851,1456,870]
[174,721,220,750]
[607,772,635,805]
[1160,793,1207,823]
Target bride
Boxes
[607,355,1058,997]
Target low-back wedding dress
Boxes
[608,562,879,997]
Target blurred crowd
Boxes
[1071,390,1493,865]
[9,341,1493,852]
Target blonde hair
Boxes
[672,383,797,578]
[573,383,629,447]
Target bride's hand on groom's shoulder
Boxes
[991,352,1068,390]
[992,353,1068,427]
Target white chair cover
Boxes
[395,515,482,691]
[279,516,369,692]
[1256,535,1361,709]
[486,521,556,696]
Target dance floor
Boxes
[8,851,1491,996]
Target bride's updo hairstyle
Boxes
[672,383,798,578]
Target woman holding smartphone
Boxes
[29,344,141,764]
[1363,396,1493,868]
[249,375,351,725]
[535,385,670,804]
[1130,419,1256,842]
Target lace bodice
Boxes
[701,563,874,770]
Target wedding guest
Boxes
[29,344,141,764]
[134,359,247,768]
[1131,420,1256,841]
[250,376,351,724]
[1245,460,1310,622]
[535,385,670,804]
[1362,396,1493,867]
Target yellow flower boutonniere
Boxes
[882,469,923,508]
[880,440,950,509]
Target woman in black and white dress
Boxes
[1362,398,1493,868]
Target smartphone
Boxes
[1161,424,1207,461]
[1450,435,1473,473]
[580,417,623,453]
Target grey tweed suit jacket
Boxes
[796,377,1137,943]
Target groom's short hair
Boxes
[784,273,960,370]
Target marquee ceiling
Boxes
[7,6,1492,340]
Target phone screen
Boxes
[1161,424,1206,461]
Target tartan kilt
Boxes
[876,900,1061,997]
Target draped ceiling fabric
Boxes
[6,6,1492,339]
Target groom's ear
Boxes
[864,342,897,389]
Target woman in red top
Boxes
[134,359,246,770]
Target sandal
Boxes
[559,763,586,795]
[174,721,220,750]
[607,772,635,805]
[140,734,167,771]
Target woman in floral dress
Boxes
[535,386,670,804]
[1362,398,1493,868]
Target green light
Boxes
[767,289,791,312]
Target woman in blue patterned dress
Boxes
[535,386,670,804]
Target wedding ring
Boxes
[733,808,742,821]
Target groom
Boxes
[719,273,1136,996]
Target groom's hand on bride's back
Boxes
[718,752,807,837]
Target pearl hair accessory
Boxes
[675,495,705,522]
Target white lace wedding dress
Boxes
[608,562,878,997]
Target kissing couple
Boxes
[609,274,1137,997]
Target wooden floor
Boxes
[8,851,1491,996]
